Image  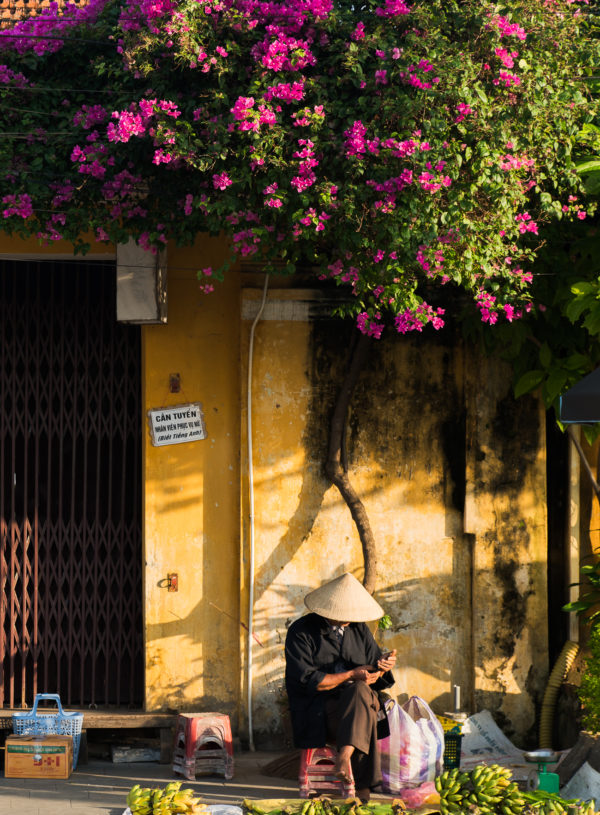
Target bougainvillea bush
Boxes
[0,0,597,336]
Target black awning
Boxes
[560,367,600,423]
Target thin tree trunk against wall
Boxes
[325,331,378,594]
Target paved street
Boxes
[0,751,298,815]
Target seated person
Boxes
[284,572,397,801]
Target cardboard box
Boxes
[5,734,73,778]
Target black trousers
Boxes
[325,681,382,790]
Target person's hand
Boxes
[350,666,371,682]
[377,649,397,672]
[349,666,382,684]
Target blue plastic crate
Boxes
[12,694,83,769]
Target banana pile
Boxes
[436,765,598,815]
[436,764,525,814]
[126,781,207,815]
[522,790,597,815]
[243,799,407,815]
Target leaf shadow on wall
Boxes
[253,319,359,600]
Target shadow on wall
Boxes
[247,551,546,749]
[144,543,547,751]
[145,313,547,750]
[249,318,473,612]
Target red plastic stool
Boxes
[299,746,355,798]
[172,712,234,781]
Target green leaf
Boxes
[576,159,600,175]
[563,599,593,612]
[584,172,600,196]
[583,424,600,446]
[539,343,552,368]
[514,370,544,398]
[583,311,600,336]
[566,295,594,324]
[543,369,569,406]
[565,353,591,371]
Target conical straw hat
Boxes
[304,572,384,622]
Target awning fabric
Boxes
[560,367,600,423]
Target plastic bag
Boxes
[398,781,440,807]
[379,695,444,792]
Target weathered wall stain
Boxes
[249,307,547,748]
[488,392,541,494]
[490,527,534,658]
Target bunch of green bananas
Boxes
[243,798,405,815]
[303,800,404,815]
[126,782,206,814]
[435,765,600,815]
[522,790,597,815]
[435,764,526,815]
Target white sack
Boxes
[460,710,529,782]
[560,761,600,806]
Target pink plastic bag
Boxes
[398,781,440,807]
[379,696,444,792]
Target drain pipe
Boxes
[246,275,269,753]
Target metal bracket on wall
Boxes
[158,574,178,592]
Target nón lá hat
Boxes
[304,572,385,622]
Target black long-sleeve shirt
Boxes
[284,612,394,748]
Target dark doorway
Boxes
[0,259,143,708]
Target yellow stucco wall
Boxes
[240,288,548,746]
[0,233,550,746]
[142,237,242,719]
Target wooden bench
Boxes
[0,710,177,764]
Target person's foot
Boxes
[335,745,354,782]
[356,789,371,803]
[335,760,352,783]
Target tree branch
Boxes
[325,331,378,594]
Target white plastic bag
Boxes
[379,695,444,791]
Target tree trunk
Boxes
[325,330,378,594]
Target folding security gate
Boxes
[0,259,143,708]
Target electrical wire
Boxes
[0,84,122,93]
[0,31,115,43]
[3,106,64,114]
[0,131,74,136]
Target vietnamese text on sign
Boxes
[148,403,207,447]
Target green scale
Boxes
[524,749,560,794]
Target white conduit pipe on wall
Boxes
[246,275,269,752]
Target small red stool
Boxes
[299,746,355,798]
[172,712,234,781]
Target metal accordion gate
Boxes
[0,258,143,708]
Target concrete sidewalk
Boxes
[0,751,298,815]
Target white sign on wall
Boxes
[148,403,207,447]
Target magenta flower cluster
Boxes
[0,0,592,339]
